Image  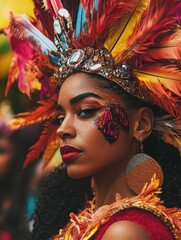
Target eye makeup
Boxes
[55,99,104,125]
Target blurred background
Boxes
[0,1,47,239]
[0,0,36,113]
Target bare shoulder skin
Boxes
[101,220,151,240]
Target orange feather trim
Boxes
[54,175,181,240]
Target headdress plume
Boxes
[75,0,135,48]
[3,0,181,168]
[10,12,57,54]
[105,0,149,56]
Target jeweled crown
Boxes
[49,8,140,98]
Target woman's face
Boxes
[57,72,138,178]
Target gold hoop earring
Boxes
[126,138,164,194]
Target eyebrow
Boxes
[57,92,103,110]
[70,92,103,105]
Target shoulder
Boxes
[101,220,151,240]
[93,208,174,240]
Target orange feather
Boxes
[23,121,59,168]
[134,65,181,96]
[14,92,59,126]
[118,0,181,61]
[134,66,181,117]
[42,135,60,168]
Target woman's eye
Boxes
[78,108,98,119]
[55,117,65,125]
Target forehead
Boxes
[59,72,100,95]
[58,72,121,104]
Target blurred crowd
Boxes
[0,2,46,239]
[0,117,45,240]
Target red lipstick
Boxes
[60,145,82,163]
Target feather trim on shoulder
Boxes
[54,175,181,240]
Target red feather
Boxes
[134,65,181,118]
[43,0,63,17]
[75,0,134,48]
[33,0,54,40]
[134,65,181,96]
[119,0,181,61]
[61,0,80,28]
[140,85,181,118]
[81,0,92,8]
[137,47,181,63]
[135,30,181,63]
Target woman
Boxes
[32,73,181,240]
[0,121,33,240]
[5,0,181,239]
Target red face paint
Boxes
[94,103,129,144]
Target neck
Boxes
[93,163,135,210]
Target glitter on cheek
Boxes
[74,118,95,134]
[94,103,129,144]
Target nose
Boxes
[56,116,76,140]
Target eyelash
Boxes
[55,116,64,125]
[55,107,100,125]
[77,107,99,119]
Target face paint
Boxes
[94,103,129,144]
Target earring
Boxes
[126,138,164,194]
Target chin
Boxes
[66,165,92,179]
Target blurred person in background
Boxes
[0,121,29,239]
[0,120,44,240]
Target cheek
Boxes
[74,119,95,136]
[94,131,131,164]
[66,117,131,178]
[74,116,130,157]
[94,104,129,144]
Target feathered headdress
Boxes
[3,0,181,168]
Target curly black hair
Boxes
[32,75,181,240]
[97,76,181,207]
[32,165,92,240]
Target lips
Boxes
[60,145,82,163]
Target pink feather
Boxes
[10,13,57,54]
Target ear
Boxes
[131,107,154,141]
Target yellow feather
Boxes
[133,68,181,97]
[8,118,26,130]
[104,0,149,59]
[42,137,61,169]
[44,146,62,172]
